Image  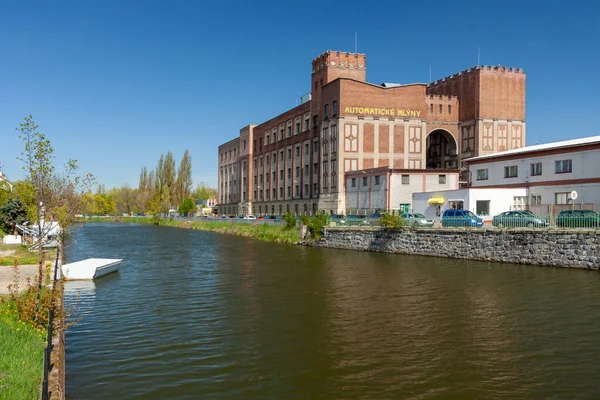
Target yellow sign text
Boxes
[343,106,421,118]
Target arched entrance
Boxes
[426,129,459,169]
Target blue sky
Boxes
[1,0,598,189]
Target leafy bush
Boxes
[0,198,28,234]
[380,213,405,228]
[300,215,310,225]
[308,212,330,238]
[283,213,296,230]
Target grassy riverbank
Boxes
[0,243,57,266]
[0,299,45,399]
[83,216,302,244]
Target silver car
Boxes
[401,213,435,227]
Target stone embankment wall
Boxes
[315,227,600,269]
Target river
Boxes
[64,223,600,399]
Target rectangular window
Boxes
[313,183,318,194]
[313,162,318,174]
[504,165,518,178]
[280,187,283,197]
[304,184,308,195]
[448,104,451,114]
[402,174,410,185]
[331,125,337,154]
[266,134,270,145]
[295,185,299,197]
[313,115,318,128]
[439,104,442,113]
[288,149,292,159]
[305,118,310,130]
[476,169,488,180]
[266,155,269,165]
[555,159,572,174]
[296,166,300,178]
[287,168,291,179]
[287,187,291,197]
[530,162,542,176]
[280,128,284,140]
[351,178,356,187]
[280,170,284,179]
[296,122,300,134]
[305,143,309,155]
[476,200,490,216]
[324,104,329,119]
[514,196,528,208]
[272,171,276,181]
[260,174,263,184]
[374,176,380,185]
[314,141,319,153]
[296,147,300,157]
[531,195,542,205]
[430,103,433,113]
[304,166,309,176]
[439,174,446,184]
[362,177,368,186]
[288,126,292,137]
[280,150,284,161]
[260,158,263,167]
[333,100,338,115]
[555,192,569,205]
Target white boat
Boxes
[61,258,122,280]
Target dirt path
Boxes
[0,265,38,294]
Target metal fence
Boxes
[326,213,600,229]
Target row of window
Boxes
[350,174,448,187]
[253,183,320,201]
[476,159,573,180]
[429,103,452,114]
[514,193,578,206]
[253,142,320,169]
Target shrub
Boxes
[300,215,310,225]
[380,213,405,228]
[308,212,330,238]
[283,213,296,230]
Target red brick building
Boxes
[218,50,526,215]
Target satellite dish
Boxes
[570,191,578,200]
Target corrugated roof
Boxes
[465,135,600,162]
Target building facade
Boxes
[412,135,600,217]
[345,167,459,214]
[218,50,526,215]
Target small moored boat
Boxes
[62,258,122,280]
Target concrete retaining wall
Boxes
[315,227,600,269]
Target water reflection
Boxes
[65,224,600,399]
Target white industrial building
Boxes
[345,167,459,214]
[412,135,600,217]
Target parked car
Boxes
[401,213,435,227]
[371,211,382,219]
[557,210,600,228]
[243,215,257,220]
[330,214,347,226]
[441,210,483,227]
[345,215,371,227]
[492,211,550,228]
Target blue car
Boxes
[441,209,483,227]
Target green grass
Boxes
[0,300,45,400]
[0,244,56,267]
[81,216,302,244]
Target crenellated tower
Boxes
[428,65,526,159]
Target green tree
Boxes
[174,149,192,206]
[178,197,196,216]
[17,116,95,321]
[193,182,218,200]
[0,198,28,234]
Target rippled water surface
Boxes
[65,223,600,399]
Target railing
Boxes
[326,214,600,229]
